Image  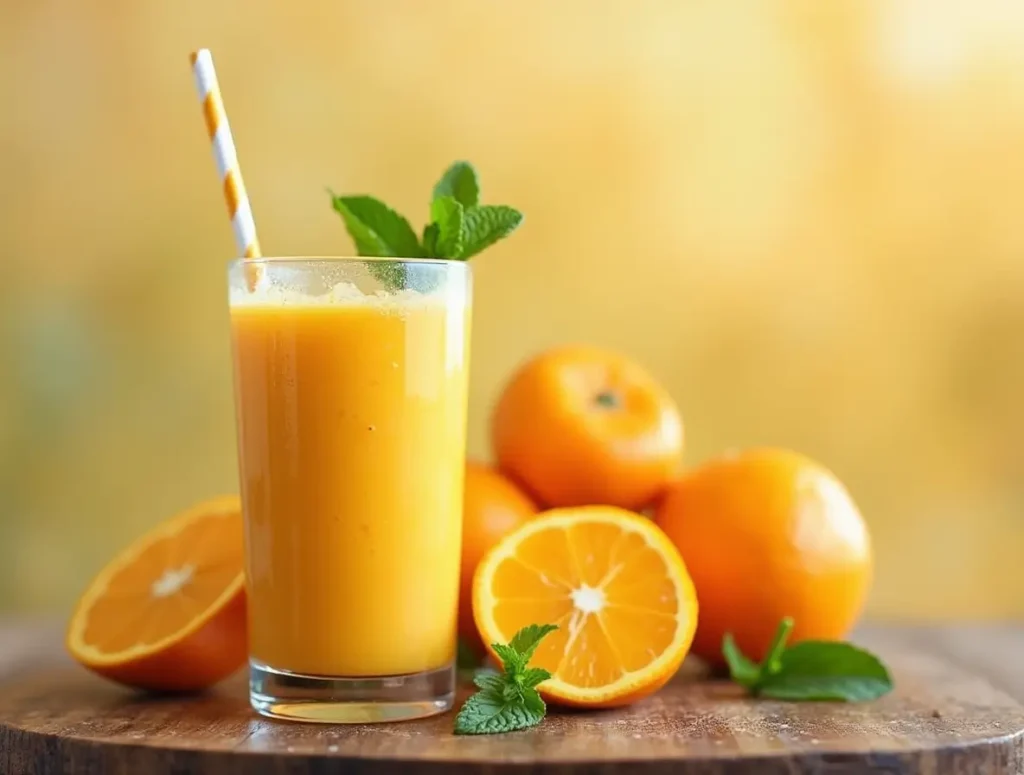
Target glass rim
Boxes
[227,255,467,268]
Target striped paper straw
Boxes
[190,49,262,287]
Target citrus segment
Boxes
[473,506,697,707]
[66,496,247,692]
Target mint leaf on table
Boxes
[722,617,894,703]
[460,205,523,259]
[473,671,506,695]
[519,666,553,690]
[722,633,761,689]
[491,643,520,670]
[429,195,465,259]
[454,691,544,736]
[454,623,558,735]
[432,161,480,208]
[508,623,558,666]
[759,641,893,701]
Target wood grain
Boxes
[0,626,1021,774]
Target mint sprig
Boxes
[454,623,557,735]
[723,617,894,702]
[330,161,524,290]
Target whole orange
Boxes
[492,346,684,510]
[655,448,872,665]
[460,462,538,654]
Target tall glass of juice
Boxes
[228,257,471,723]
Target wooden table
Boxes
[1,621,1023,774]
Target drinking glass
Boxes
[228,257,471,722]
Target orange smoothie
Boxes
[230,277,470,677]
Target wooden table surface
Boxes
[2,620,1024,774]
[7,620,1024,695]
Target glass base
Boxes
[248,659,455,723]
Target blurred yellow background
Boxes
[2,1,1023,618]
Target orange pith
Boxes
[472,506,697,707]
[66,496,247,692]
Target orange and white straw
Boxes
[190,49,262,271]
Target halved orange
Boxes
[472,506,698,707]
[66,496,247,692]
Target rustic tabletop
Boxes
[6,621,1024,695]
[1,620,1023,774]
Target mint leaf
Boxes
[491,643,519,671]
[433,161,480,208]
[760,617,794,677]
[422,223,439,258]
[522,687,546,717]
[758,641,893,702]
[429,195,464,259]
[721,619,894,703]
[502,682,524,702]
[722,634,761,689]
[519,667,552,690]
[760,674,893,702]
[330,194,422,258]
[460,205,523,259]
[453,690,544,735]
[330,193,424,289]
[454,623,558,735]
[509,623,558,666]
[473,672,505,694]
